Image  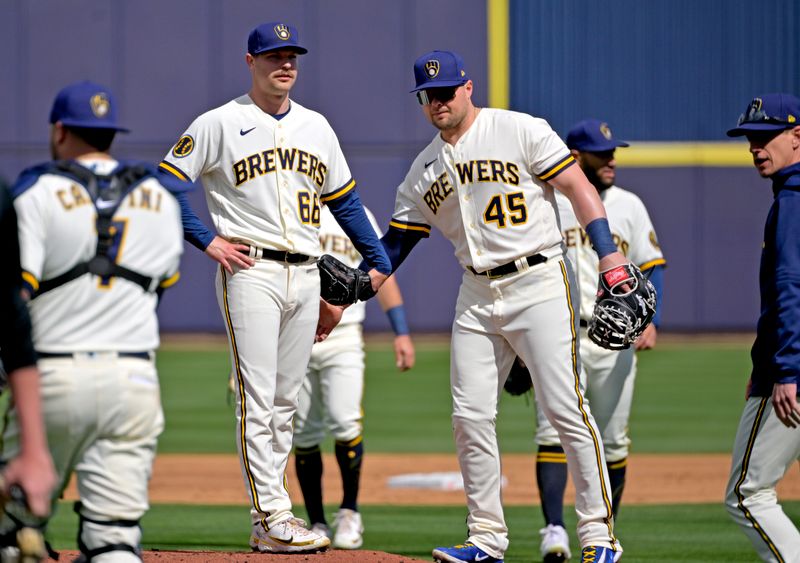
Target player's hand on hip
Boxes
[771,382,800,428]
[393,334,416,371]
[2,448,56,517]
[316,298,346,342]
[635,324,657,350]
[368,269,389,293]
[205,236,255,274]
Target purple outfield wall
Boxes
[0,1,771,333]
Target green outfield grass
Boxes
[156,338,752,454]
[43,338,780,562]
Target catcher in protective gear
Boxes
[317,254,376,306]
[588,262,657,350]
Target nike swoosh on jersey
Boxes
[474,555,489,562]
[240,127,256,136]
[424,158,438,169]
[96,199,116,210]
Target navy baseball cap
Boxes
[49,80,129,132]
[411,50,469,92]
[727,93,800,137]
[248,22,308,55]
[566,119,629,152]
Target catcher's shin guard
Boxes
[74,502,142,562]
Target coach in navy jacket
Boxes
[724,92,800,563]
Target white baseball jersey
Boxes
[14,157,183,352]
[556,186,665,322]
[390,107,619,557]
[318,205,381,326]
[392,108,573,271]
[160,95,355,256]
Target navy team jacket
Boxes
[750,161,800,397]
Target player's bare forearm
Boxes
[204,236,255,274]
[598,251,627,271]
[635,324,657,350]
[4,366,56,517]
[771,382,800,428]
[394,334,416,371]
[368,269,388,293]
[376,274,402,310]
[316,298,345,343]
[548,165,608,227]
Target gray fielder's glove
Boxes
[317,254,376,306]
[588,262,657,350]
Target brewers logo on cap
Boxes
[599,123,613,140]
[274,24,290,40]
[90,93,110,118]
[425,60,440,78]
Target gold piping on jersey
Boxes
[320,179,356,204]
[559,259,617,542]
[732,398,786,562]
[158,161,191,182]
[159,272,181,289]
[639,258,666,272]
[21,271,39,292]
[388,220,432,236]
[220,267,269,523]
[538,155,576,182]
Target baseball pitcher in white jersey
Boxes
[159,22,391,554]
[533,119,665,563]
[2,81,184,562]
[292,205,415,550]
[373,50,628,563]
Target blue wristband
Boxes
[585,218,617,258]
[386,306,409,336]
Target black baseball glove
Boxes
[317,254,376,306]
[588,263,657,350]
[503,357,533,396]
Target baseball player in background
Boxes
[3,80,185,562]
[0,185,56,519]
[293,205,415,550]
[533,119,665,563]
[724,93,800,562]
[369,49,627,563]
[159,22,391,554]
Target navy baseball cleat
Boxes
[581,545,617,562]
[432,542,503,563]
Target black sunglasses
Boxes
[416,86,459,106]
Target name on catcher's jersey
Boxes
[390,108,575,272]
[555,187,665,320]
[160,95,355,257]
[14,158,184,352]
[318,206,382,326]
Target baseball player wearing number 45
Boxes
[159,22,391,554]
[293,205,415,550]
[533,119,665,563]
[724,93,800,562]
[364,50,631,563]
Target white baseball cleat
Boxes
[332,508,364,549]
[540,524,571,562]
[310,521,331,539]
[250,518,330,553]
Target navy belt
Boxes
[468,253,547,279]
[251,247,312,264]
[37,351,152,360]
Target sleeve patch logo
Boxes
[649,230,660,250]
[172,135,194,158]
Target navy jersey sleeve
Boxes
[770,193,800,383]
